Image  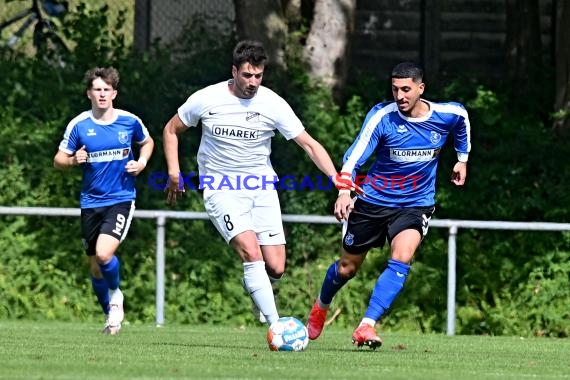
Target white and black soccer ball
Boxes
[267,316,309,352]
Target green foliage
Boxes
[0,2,569,339]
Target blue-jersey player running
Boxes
[54,67,154,335]
[306,61,471,349]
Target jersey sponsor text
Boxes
[212,125,259,140]
[87,148,130,163]
[390,149,438,162]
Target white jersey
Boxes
[178,80,304,189]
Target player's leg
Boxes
[307,249,367,340]
[308,198,383,340]
[204,189,280,325]
[95,233,122,334]
[256,244,285,323]
[353,206,434,349]
[82,207,110,325]
[255,190,287,323]
[352,229,418,349]
[231,233,280,325]
[96,201,135,334]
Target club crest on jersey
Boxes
[118,131,129,144]
[430,131,441,144]
[344,232,354,246]
[246,112,260,123]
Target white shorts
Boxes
[203,189,286,245]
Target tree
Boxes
[554,0,570,131]
[232,0,355,103]
[302,0,356,103]
[504,0,543,102]
[233,0,288,69]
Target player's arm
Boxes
[293,130,337,177]
[334,112,383,220]
[163,113,188,205]
[138,136,154,167]
[293,130,363,195]
[451,161,467,185]
[53,146,87,169]
[452,108,471,186]
[125,137,154,176]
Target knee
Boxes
[266,266,285,280]
[337,258,359,279]
[95,251,113,265]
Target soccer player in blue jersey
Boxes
[306,61,471,349]
[53,67,154,334]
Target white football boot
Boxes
[103,288,124,335]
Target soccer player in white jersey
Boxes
[307,61,471,349]
[54,67,154,334]
[162,40,361,330]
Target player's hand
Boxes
[334,192,355,221]
[165,173,185,206]
[74,145,88,165]
[333,172,365,196]
[451,162,467,186]
[125,160,146,176]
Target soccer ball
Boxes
[267,316,309,352]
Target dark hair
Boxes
[84,67,120,90]
[391,62,424,82]
[232,40,268,68]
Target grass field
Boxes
[1,321,569,379]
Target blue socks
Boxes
[91,276,110,314]
[364,259,410,321]
[318,258,410,323]
[319,261,349,305]
[99,256,121,290]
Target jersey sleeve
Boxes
[340,105,384,177]
[133,116,151,144]
[177,89,205,128]
[58,122,80,154]
[451,102,471,162]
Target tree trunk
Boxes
[233,0,288,69]
[303,0,356,103]
[504,0,543,98]
[554,0,570,130]
[283,0,302,30]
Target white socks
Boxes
[360,317,376,327]
[242,261,279,325]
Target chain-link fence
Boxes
[0,0,135,49]
[134,0,234,50]
[1,0,235,51]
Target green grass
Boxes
[1,321,569,380]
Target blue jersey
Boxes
[58,110,151,208]
[341,100,471,207]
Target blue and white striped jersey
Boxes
[58,110,150,208]
[341,100,471,207]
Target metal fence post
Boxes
[447,224,458,336]
[156,215,166,326]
